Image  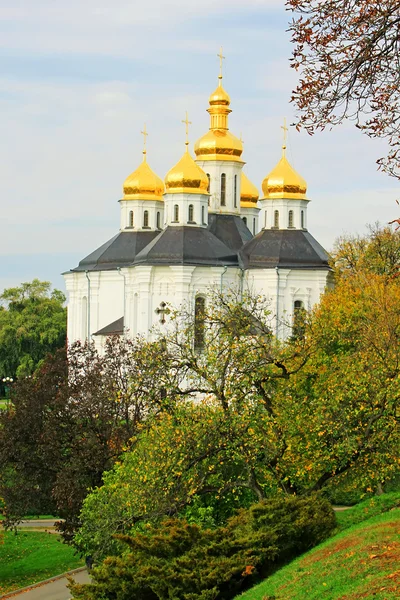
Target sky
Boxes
[1,0,399,295]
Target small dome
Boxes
[194,129,243,162]
[209,83,231,106]
[262,155,307,200]
[241,172,259,207]
[165,149,209,194]
[123,158,164,201]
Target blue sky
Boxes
[0,0,398,295]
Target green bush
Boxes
[69,494,335,600]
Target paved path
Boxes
[4,570,90,600]
[18,520,58,529]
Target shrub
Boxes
[69,494,335,600]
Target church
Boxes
[64,55,331,350]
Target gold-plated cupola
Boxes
[241,172,259,207]
[194,48,243,162]
[123,125,164,200]
[262,121,307,200]
[165,113,210,194]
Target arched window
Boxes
[253,218,256,235]
[206,173,211,193]
[243,216,247,226]
[301,210,304,228]
[274,210,279,228]
[188,204,194,222]
[220,173,226,206]
[201,205,205,224]
[143,210,149,228]
[156,211,161,230]
[264,210,267,229]
[293,300,306,340]
[174,204,179,222]
[129,211,134,228]
[194,296,206,350]
[234,174,237,208]
[288,210,294,228]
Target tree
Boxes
[69,496,335,600]
[0,335,177,541]
[0,279,66,381]
[287,0,400,178]
[74,291,314,558]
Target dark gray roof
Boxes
[93,317,124,336]
[71,231,159,272]
[134,226,238,266]
[208,214,253,251]
[239,229,331,269]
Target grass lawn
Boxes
[0,530,84,594]
[237,508,400,600]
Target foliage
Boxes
[280,267,400,495]
[0,335,176,541]
[74,290,314,558]
[331,225,400,280]
[0,279,66,381]
[0,530,83,595]
[69,495,335,600]
[287,0,400,178]
[236,508,400,600]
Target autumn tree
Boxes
[287,0,400,178]
[0,335,177,540]
[0,279,66,383]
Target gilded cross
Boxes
[141,124,148,156]
[181,111,192,147]
[281,118,288,147]
[217,46,225,79]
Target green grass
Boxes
[237,508,400,600]
[335,491,400,532]
[0,530,84,594]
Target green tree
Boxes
[70,496,335,600]
[0,279,66,381]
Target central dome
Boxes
[194,129,243,162]
[165,149,209,194]
[194,78,243,163]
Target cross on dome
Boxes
[141,123,148,160]
[217,46,225,80]
[181,111,192,148]
[281,118,288,156]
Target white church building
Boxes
[64,62,331,350]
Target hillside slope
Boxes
[237,508,400,600]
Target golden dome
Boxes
[195,129,243,162]
[123,154,164,201]
[194,72,243,163]
[209,83,231,106]
[241,172,259,207]
[262,151,307,200]
[165,148,209,195]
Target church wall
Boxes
[195,159,243,215]
[260,198,309,231]
[119,199,164,231]
[246,268,330,338]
